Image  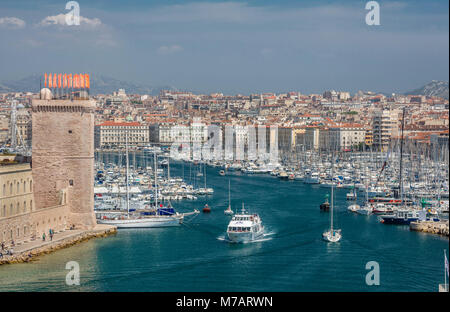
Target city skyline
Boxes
[0,0,448,94]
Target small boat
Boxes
[356,205,372,215]
[372,203,394,215]
[278,171,289,180]
[322,229,342,243]
[305,171,320,184]
[347,204,360,213]
[226,203,264,243]
[203,204,211,213]
[380,209,419,225]
[219,170,225,176]
[320,194,330,212]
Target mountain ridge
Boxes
[404,80,449,100]
[0,75,448,99]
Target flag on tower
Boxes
[80,73,85,89]
[44,73,48,88]
[48,73,53,88]
[85,74,90,89]
[74,74,79,89]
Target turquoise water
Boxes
[0,160,448,292]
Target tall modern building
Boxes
[372,110,397,151]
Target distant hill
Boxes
[0,74,177,96]
[405,80,449,100]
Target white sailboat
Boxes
[323,155,342,242]
[224,180,234,215]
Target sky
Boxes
[0,0,448,95]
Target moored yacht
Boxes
[347,203,360,213]
[305,171,320,184]
[380,209,420,225]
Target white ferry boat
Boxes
[226,204,264,243]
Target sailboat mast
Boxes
[331,175,334,232]
[168,154,170,181]
[228,179,231,209]
[330,152,334,232]
[399,107,406,207]
[125,130,130,218]
[204,163,206,189]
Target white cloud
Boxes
[37,14,101,28]
[0,17,26,29]
[157,45,183,55]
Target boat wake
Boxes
[217,232,275,244]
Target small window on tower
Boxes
[68,130,73,134]
[69,180,74,186]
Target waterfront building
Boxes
[94,121,150,148]
[365,129,373,147]
[16,110,32,147]
[0,114,9,144]
[0,156,35,245]
[304,127,321,150]
[149,120,208,145]
[327,124,366,151]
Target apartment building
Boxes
[94,121,150,148]
[372,110,397,151]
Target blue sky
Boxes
[0,0,448,94]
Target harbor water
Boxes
[0,158,448,292]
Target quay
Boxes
[0,224,116,265]
[410,220,449,237]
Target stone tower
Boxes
[32,97,96,230]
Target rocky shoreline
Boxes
[0,225,117,265]
[410,220,449,237]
